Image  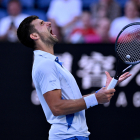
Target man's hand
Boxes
[105,71,132,87]
[95,87,115,104]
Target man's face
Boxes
[31,19,59,44]
[82,12,91,28]
[100,0,111,5]
[8,2,21,16]
[125,2,139,19]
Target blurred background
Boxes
[0,0,140,140]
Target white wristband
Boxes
[84,94,98,109]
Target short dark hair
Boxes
[17,15,39,49]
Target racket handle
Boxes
[107,78,118,89]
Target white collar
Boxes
[33,50,56,61]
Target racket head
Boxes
[115,22,140,65]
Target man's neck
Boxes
[35,42,54,55]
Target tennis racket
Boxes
[107,22,140,89]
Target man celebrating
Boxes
[17,16,131,140]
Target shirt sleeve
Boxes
[0,17,11,36]
[109,18,119,38]
[36,59,61,94]
[73,0,82,17]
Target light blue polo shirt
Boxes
[32,50,90,140]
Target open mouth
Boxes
[50,29,54,35]
[49,28,57,38]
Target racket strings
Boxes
[116,25,140,63]
[117,39,140,62]
[120,30,139,59]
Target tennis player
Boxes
[17,16,131,140]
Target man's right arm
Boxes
[43,87,115,116]
[42,70,131,116]
[38,60,115,116]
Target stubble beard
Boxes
[39,33,59,47]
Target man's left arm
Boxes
[83,71,131,98]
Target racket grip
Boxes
[107,78,118,89]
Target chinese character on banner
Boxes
[77,52,116,89]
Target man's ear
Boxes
[30,33,39,40]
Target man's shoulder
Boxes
[0,16,11,22]
[112,16,125,23]
[16,13,29,19]
[41,58,55,67]
[110,16,126,28]
[34,57,56,73]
